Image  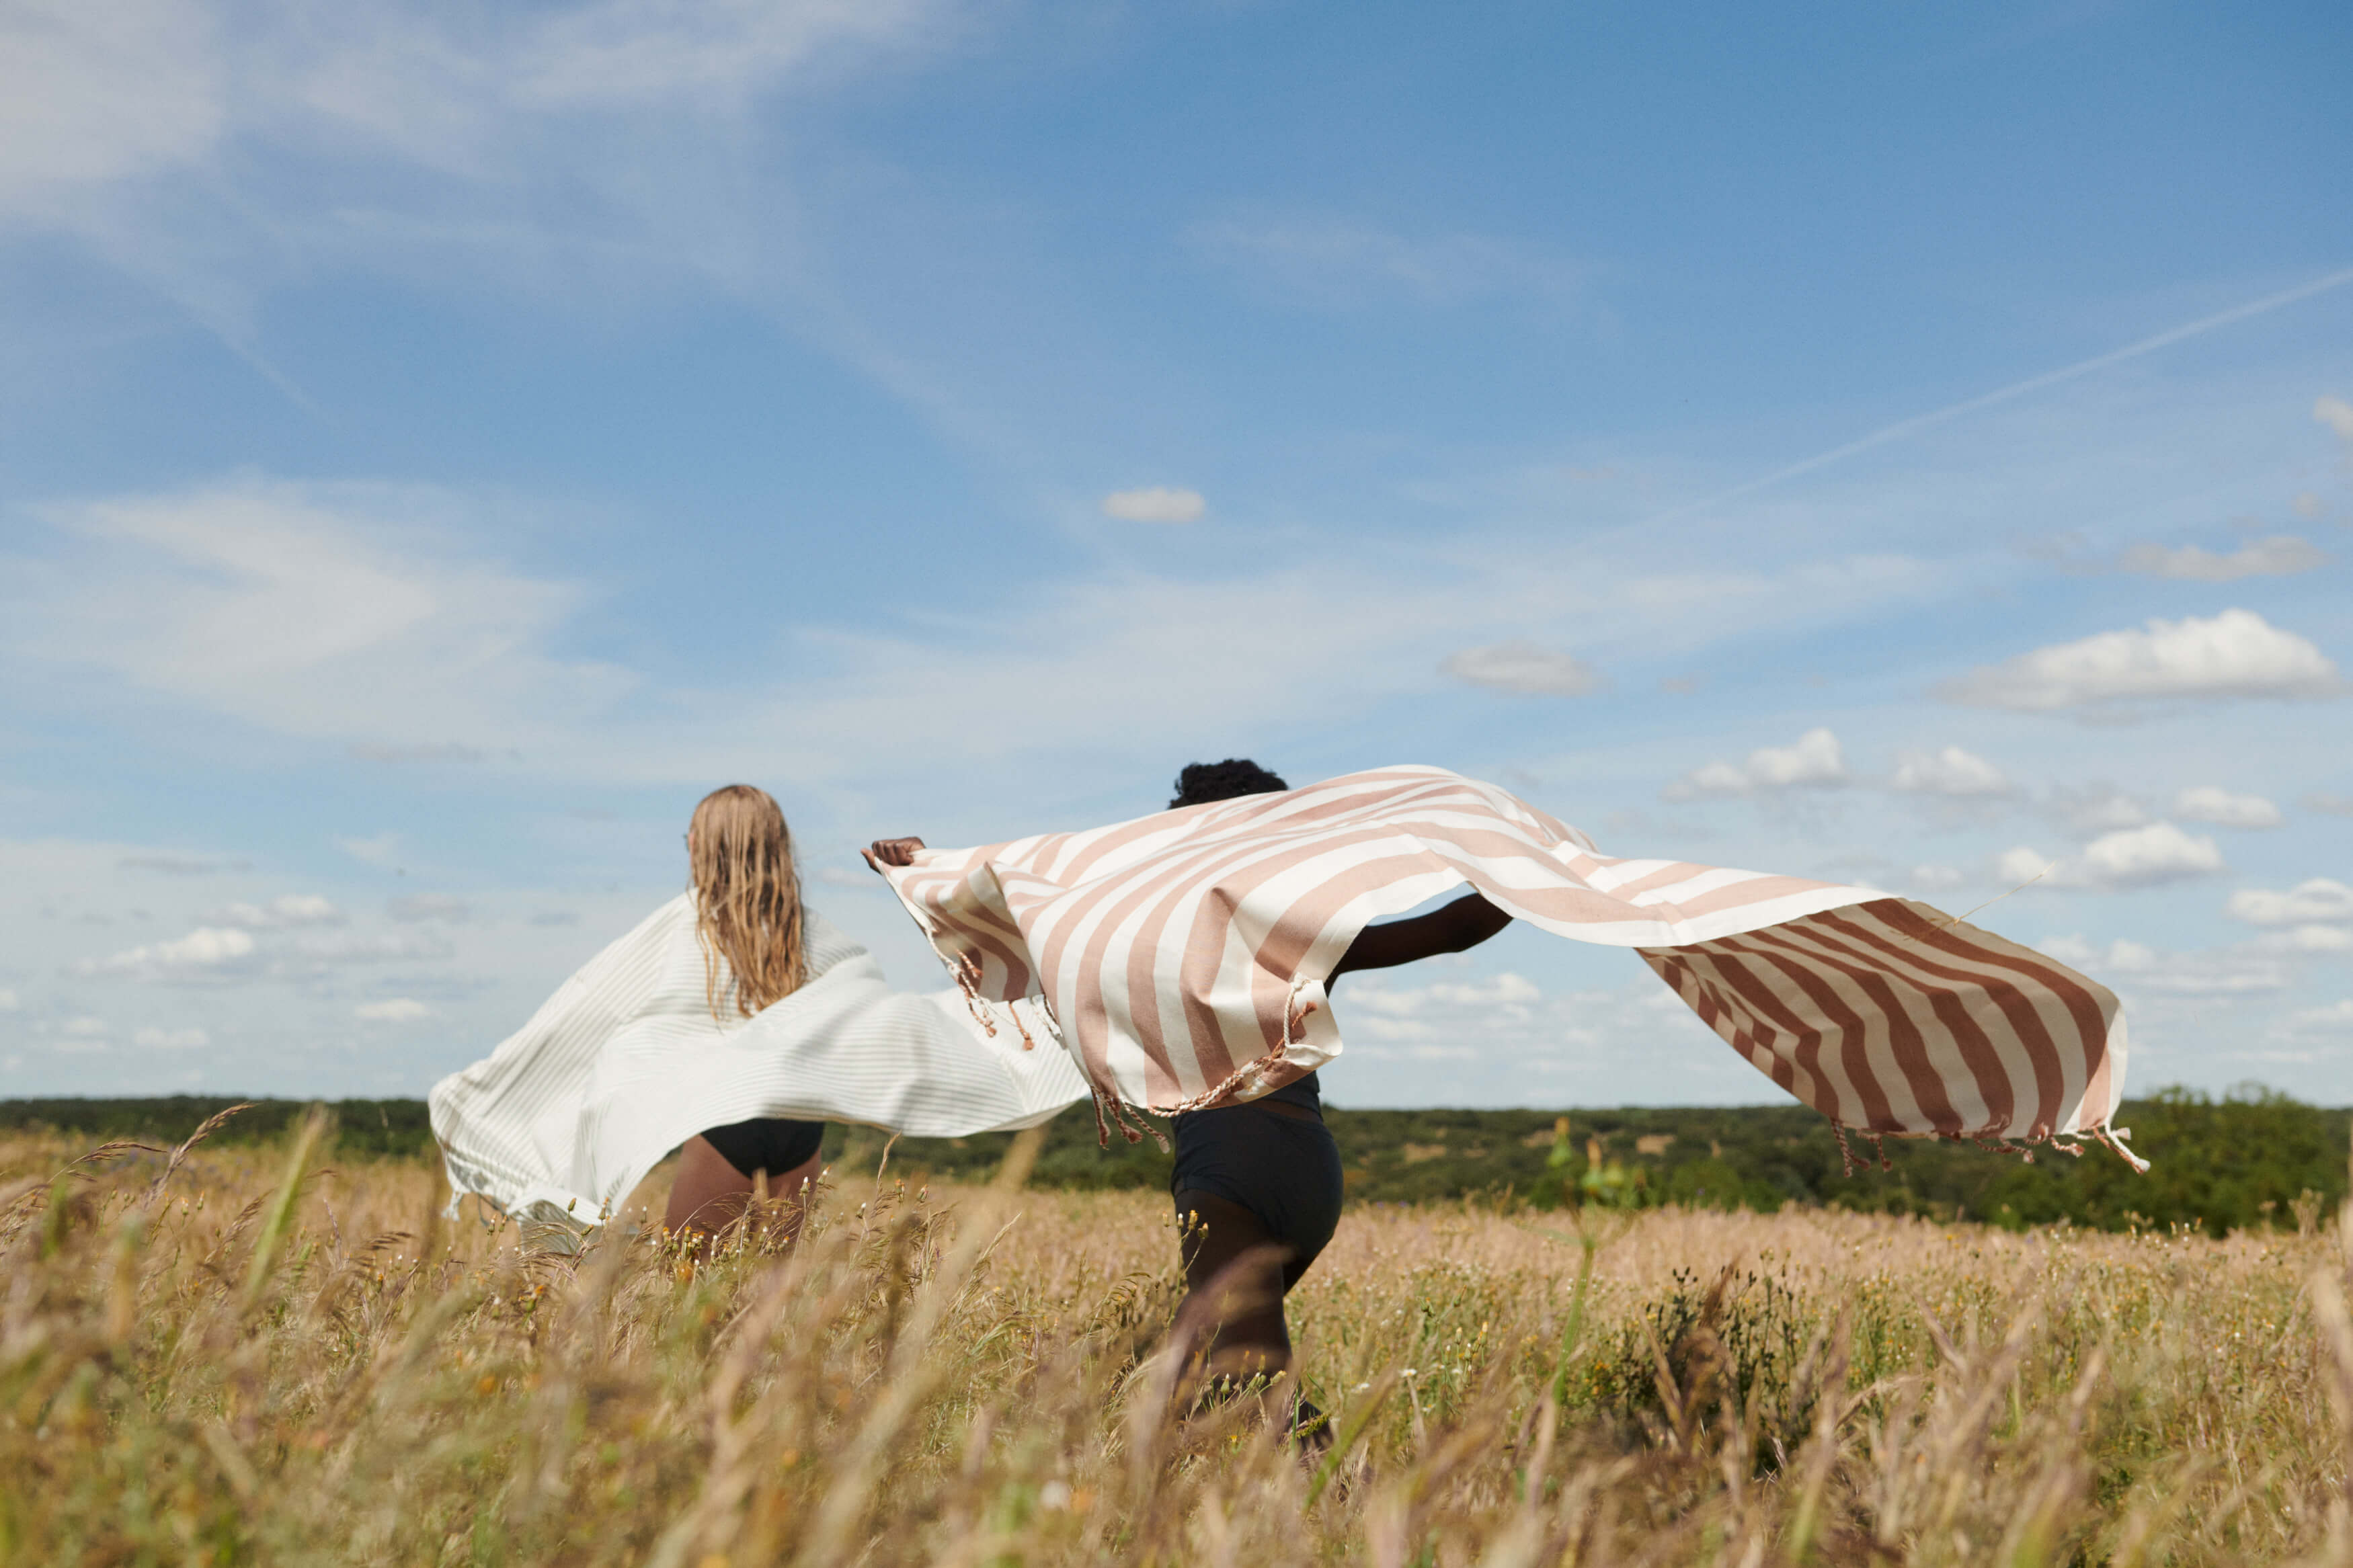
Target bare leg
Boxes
[1170,1190,1294,1381]
[665,1136,822,1243]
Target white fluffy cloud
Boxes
[0,988,16,1012]
[1663,727,1846,800]
[1440,641,1606,697]
[1910,864,1965,891]
[1998,821,2226,891]
[1099,487,1205,524]
[1889,744,2009,796]
[208,893,344,927]
[355,998,432,1022]
[2226,878,2353,927]
[2307,793,2353,818]
[2172,786,2282,829]
[134,1026,210,1050]
[2318,395,2353,446]
[1936,609,2342,712]
[80,925,256,977]
[2115,536,2328,581]
[2076,823,2227,886]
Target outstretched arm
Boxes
[1328,892,1511,983]
[864,837,927,871]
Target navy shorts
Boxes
[701,1117,825,1179]
[1169,1102,1345,1282]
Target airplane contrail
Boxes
[1657,264,2353,523]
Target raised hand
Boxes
[862,837,928,871]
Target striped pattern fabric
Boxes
[428,898,1092,1234]
[882,766,2137,1163]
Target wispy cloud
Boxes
[2172,786,2281,829]
[2112,535,2329,581]
[2035,934,2286,995]
[1188,216,1591,311]
[1656,267,2353,524]
[335,833,402,867]
[206,894,344,929]
[350,742,489,764]
[1440,641,1607,698]
[9,476,635,750]
[1100,487,1204,524]
[118,852,250,876]
[0,0,973,362]
[2226,878,2353,926]
[387,894,471,924]
[354,998,432,1022]
[11,470,1952,791]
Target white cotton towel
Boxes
[427,896,1092,1235]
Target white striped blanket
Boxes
[881,766,2141,1167]
[428,899,1092,1233]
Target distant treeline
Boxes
[5,1087,2346,1238]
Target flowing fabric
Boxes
[881,766,2138,1164]
[428,899,1092,1233]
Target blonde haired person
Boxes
[664,784,826,1238]
[429,785,1089,1249]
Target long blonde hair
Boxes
[688,784,807,1020]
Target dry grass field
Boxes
[5,1116,2353,1566]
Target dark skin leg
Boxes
[1170,1190,1296,1379]
[1170,1187,1332,1448]
[663,1134,822,1247]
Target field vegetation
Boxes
[5,1111,2353,1565]
[8,1089,2346,1236]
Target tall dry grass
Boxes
[5,1114,2352,1566]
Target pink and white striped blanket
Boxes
[881,766,2139,1166]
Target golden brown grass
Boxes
[5,1116,2352,1566]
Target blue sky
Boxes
[3,0,2350,1108]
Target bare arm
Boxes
[863,837,926,870]
[1328,893,1511,983]
[865,839,1503,979]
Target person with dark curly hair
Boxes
[868,757,1511,1441]
[1153,759,1509,1437]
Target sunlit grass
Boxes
[5,1117,2351,1565]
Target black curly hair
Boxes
[1169,758,1289,810]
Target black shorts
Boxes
[1168,1102,1344,1283]
[701,1117,825,1180]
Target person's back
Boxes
[664,784,830,1239]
